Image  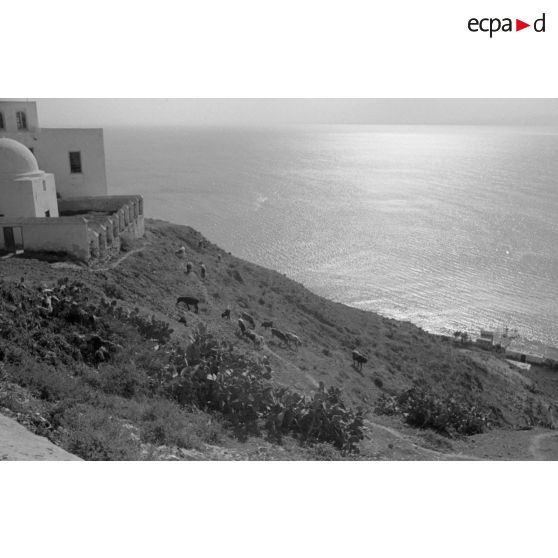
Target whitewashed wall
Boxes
[0,217,89,260]
[0,128,108,198]
[0,173,58,218]
[31,173,59,217]
[0,101,39,132]
[31,128,108,198]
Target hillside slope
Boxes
[1,219,556,460]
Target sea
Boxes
[103,125,558,347]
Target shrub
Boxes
[97,363,149,399]
[59,405,141,460]
[305,442,347,461]
[163,324,365,452]
[139,399,223,449]
[274,383,365,452]
[376,385,491,437]
[4,359,83,403]
[111,306,173,344]
[103,282,125,300]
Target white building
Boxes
[0,135,143,262]
[0,139,58,219]
[0,100,108,198]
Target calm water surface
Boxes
[104,125,558,345]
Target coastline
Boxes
[140,213,558,359]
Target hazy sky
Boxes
[20,99,558,127]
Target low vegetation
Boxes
[165,324,364,452]
[375,385,493,437]
[0,277,364,459]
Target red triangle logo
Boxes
[516,19,530,31]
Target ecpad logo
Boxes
[468,13,546,37]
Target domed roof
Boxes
[0,138,40,177]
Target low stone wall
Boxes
[81,196,144,263]
[2,195,144,263]
[58,195,143,216]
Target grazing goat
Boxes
[238,318,247,335]
[39,293,59,314]
[271,327,288,346]
[352,349,368,371]
[240,312,256,329]
[244,329,256,342]
[244,329,264,348]
[285,332,302,349]
[221,308,231,320]
[200,264,207,279]
[261,320,273,329]
[94,347,109,363]
[176,296,199,314]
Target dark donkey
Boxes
[352,349,368,371]
[176,296,199,314]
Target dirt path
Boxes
[529,431,558,460]
[263,345,320,388]
[0,413,81,461]
[364,419,482,460]
[91,247,146,272]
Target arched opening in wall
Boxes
[89,235,100,260]
[106,219,114,246]
[99,230,107,258]
[16,111,28,130]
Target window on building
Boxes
[16,111,28,130]
[0,112,4,129]
[69,151,82,173]
[42,180,46,191]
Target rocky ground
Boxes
[1,218,557,460]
